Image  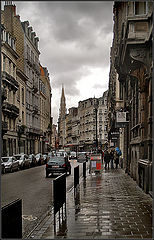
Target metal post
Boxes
[96,107,98,152]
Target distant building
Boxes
[40,66,52,153]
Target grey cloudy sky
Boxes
[5,1,114,124]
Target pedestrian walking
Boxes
[110,149,114,169]
[115,152,119,169]
[104,150,110,170]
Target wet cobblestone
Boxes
[32,168,153,239]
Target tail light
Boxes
[62,163,66,167]
[46,164,48,167]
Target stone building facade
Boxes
[109,1,153,194]
[1,1,52,156]
[40,66,52,153]
[1,24,19,156]
[78,94,108,151]
[21,20,41,154]
[65,107,79,151]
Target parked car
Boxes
[14,154,31,169]
[56,151,68,158]
[77,152,87,163]
[42,154,49,164]
[29,154,37,167]
[1,159,6,174]
[35,153,44,165]
[46,156,71,177]
[69,151,76,159]
[1,156,20,173]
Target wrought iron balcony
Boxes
[2,71,19,91]
[2,121,8,132]
[32,105,39,115]
[2,87,7,102]
[2,102,19,118]
[32,82,38,93]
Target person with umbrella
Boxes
[115,147,122,169]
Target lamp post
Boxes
[94,100,99,153]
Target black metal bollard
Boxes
[2,198,22,238]
[83,161,86,178]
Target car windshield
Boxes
[2,157,12,162]
[48,157,65,164]
[14,155,22,160]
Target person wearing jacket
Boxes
[104,150,110,170]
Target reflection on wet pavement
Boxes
[41,169,152,239]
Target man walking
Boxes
[104,150,110,170]
[110,149,114,169]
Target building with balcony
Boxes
[21,20,41,154]
[40,65,52,153]
[1,23,19,156]
[78,95,108,151]
[110,1,153,194]
[65,107,79,151]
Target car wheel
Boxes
[2,168,6,174]
[46,172,49,178]
[10,167,13,173]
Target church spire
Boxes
[59,84,66,119]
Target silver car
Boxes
[14,154,31,169]
[1,156,20,173]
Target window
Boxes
[13,64,15,77]
[9,61,11,75]
[9,118,11,130]
[3,55,6,71]
[13,119,16,130]
[119,82,123,100]
[6,32,8,43]
[22,111,24,124]
[13,92,15,104]
[22,88,24,104]
[134,2,147,15]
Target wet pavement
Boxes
[29,168,153,239]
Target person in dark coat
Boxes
[115,152,119,169]
[104,150,110,170]
[110,149,114,169]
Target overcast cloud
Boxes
[7,1,114,124]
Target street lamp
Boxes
[94,99,99,153]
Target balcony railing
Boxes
[32,105,39,115]
[2,71,19,91]
[32,82,38,93]
[2,102,19,118]
[2,121,8,131]
[2,87,7,102]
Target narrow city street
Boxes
[30,168,153,239]
[1,1,153,239]
[1,160,84,237]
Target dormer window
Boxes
[134,2,147,16]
